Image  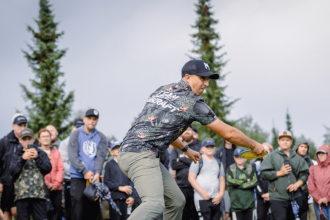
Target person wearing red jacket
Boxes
[39,128,64,220]
[308,145,330,220]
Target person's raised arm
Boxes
[206,119,264,155]
[171,138,201,163]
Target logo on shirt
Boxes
[83,140,97,158]
[203,62,210,70]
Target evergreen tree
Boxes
[21,0,74,139]
[286,109,296,147]
[271,125,279,150]
[190,0,238,146]
[234,115,269,144]
[324,125,330,145]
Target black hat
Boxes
[191,125,198,133]
[12,114,28,125]
[181,60,219,79]
[73,118,84,128]
[85,109,99,118]
[20,128,34,139]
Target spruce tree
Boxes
[190,0,237,146]
[323,125,330,145]
[285,109,296,147]
[271,125,279,150]
[21,0,74,138]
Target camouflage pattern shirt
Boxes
[120,80,217,156]
[14,159,46,201]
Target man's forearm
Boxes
[171,138,185,151]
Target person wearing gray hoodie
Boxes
[294,141,316,220]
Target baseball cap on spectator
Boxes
[111,141,122,150]
[202,138,215,147]
[278,131,292,139]
[73,118,84,128]
[233,147,247,157]
[20,128,34,139]
[181,60,219,79]
[191,125,198,133]
[316,149,328,154]
[107,141,112,147]
[85,109,99,118]
[12,113,28,125]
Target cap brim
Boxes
[317,150,328,154]
[14,120,27,125]
[195,72,219,79]
[278,135,292,139]
[20,134,34,139]
[85,114,99,118]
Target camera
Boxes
[27,144,34,149]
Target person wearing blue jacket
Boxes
[68,109,107,220]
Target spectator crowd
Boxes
[0,110,329,220]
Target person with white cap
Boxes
[0,113,28,220]
[260,131,310,220]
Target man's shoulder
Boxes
[96,130,106,139]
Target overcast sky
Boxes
[1,0,329,147]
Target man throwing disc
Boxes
[118,60,265,220]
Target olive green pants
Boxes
[118,151,185,220]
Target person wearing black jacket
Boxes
[251,145,273,220]
[11,128,52,220]
[0,113,28,220]
[171,125,201,220]
[215,139,237,219]
[104,142,139,220]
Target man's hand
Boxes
[277,164,292,177]
[261,193,270,201]
[48,183,54,189]
[318,198,328,205]
[183,148,201,164]
[126,197,135,206]
[201,191,211,201]
[50,185,58,191]
[29,148,38,159]
[91,173,100,183]
[252,143,266,156]
[22,150,32,160]
[212,193,223,205]
[0,183,3,193]
[84,171,94,180]
[119,186,132,195]
[286,183,299,192]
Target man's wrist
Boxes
[181,145,189,152]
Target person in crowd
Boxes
[11,128,52,220]
[260,131,310,220]
[58,118,84,220]
[104,142,138,220]
[171,125,201,220]
[308,145,330,220]
[117,60,264,220]
[0,113,28,220]
[251,143,273,220]
[189,137,225,220]
[294,140,316,220]
[40,128,64,220]
[226,147,258,220]
[68,109,107,220]
[215,139,237,219]
[191,126,199,142]
[46,125,61,149]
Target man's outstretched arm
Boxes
[206,119,265,155]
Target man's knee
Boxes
[11,207,17,217]
[173,192,186,209]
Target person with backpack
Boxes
[39,128,64,220]
[308,145,330,220]
[0,113,28,220]
[188,137,225,220]
[294,140,316,220]
[226,147,258,220]
[215,139,237,219]
[260,131,310,220]
[251,143,273,220]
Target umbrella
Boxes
[86,181,122,215]
[291,200,300,219]
[319,204,326,220]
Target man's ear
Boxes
[33,137,36,142]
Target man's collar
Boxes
[178,79,192,91]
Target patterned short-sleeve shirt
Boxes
[120,80,217,156]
